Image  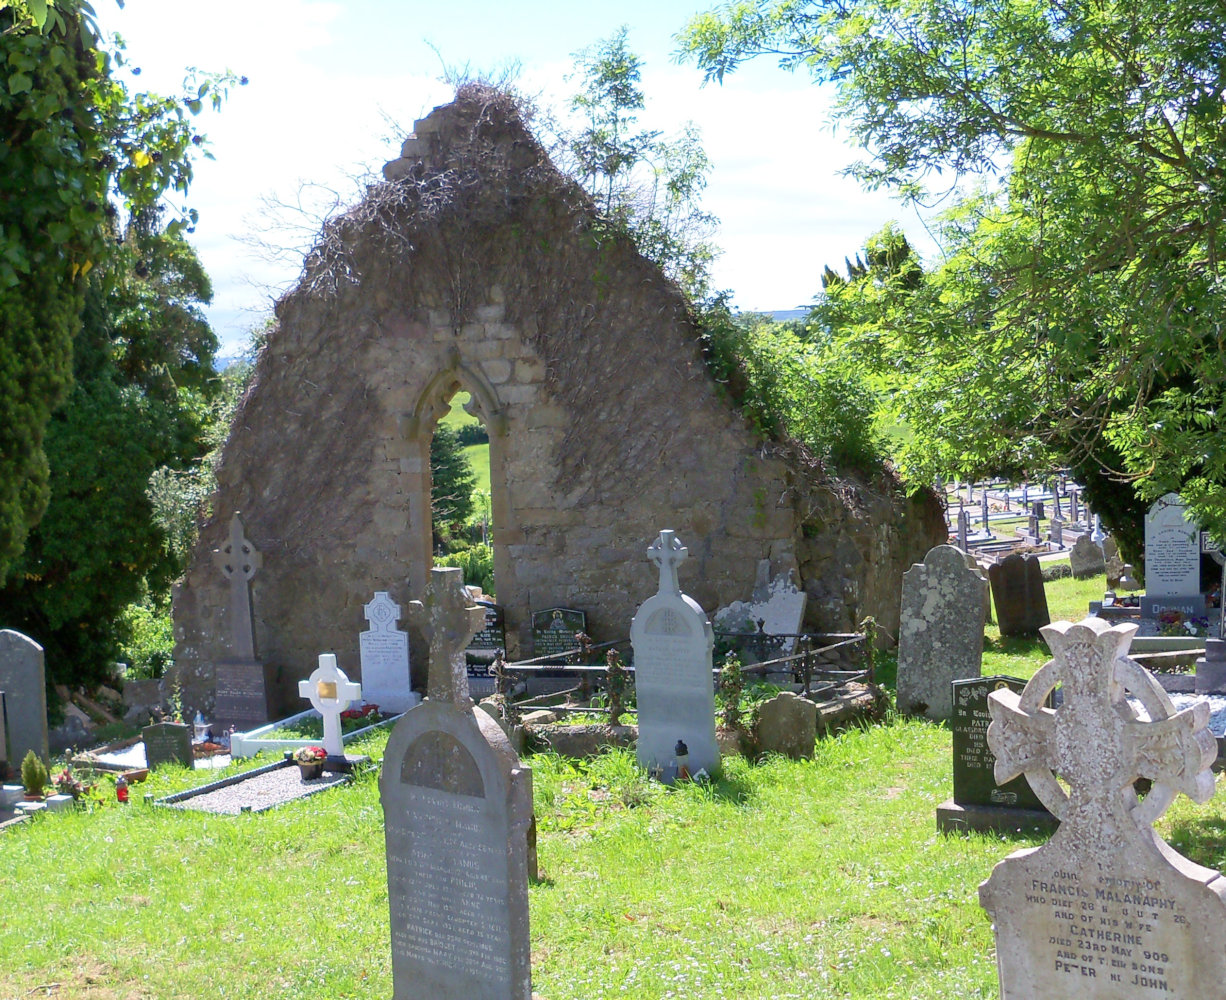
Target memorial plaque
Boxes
[980,617,1226,998]
[360,592,414,713]
[0,629,48,765]
[631,530,719,779]
[213,660,269,733]
[530,607,586,662]
[951,676,1045,810]
[469,602,506,651]
[142,721,193,770]
[382,567,533,1000]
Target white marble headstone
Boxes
[712,559,808,654]
[632,530,719,779]
[980,617,1226,997]
[1145,494,1200,598]
[360,591,418,713]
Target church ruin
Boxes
[171,86,944,717]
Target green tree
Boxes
[0,219,218,689]
[430,424,477,538]
[0,1,238,583]
[681,0,1226,540]
[563,27,719,300]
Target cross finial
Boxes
[987,616,1215,852]
[212,512,262,582]
[407,567,486,706]
[298,653,363,757]
[647,529,687,595]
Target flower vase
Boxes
[297,762,324,781]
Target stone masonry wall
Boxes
[171,88,944,718]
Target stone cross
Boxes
[299,654,362,757]
[212,512,262,661]
[647,529,687,596]
[407,566,485,706]
[988,617,1215,850]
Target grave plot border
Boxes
[152,754,371,814]
[229,708,403,759]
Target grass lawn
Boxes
[5,568,1206,1000]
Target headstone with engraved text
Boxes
[142,721,193,770]
[530,607,586,663]
[1143,493,1205,618]
[979,617,1226,997]
[380,567,533,1000]
[211,513,269,732]
[631,530,719,779]
[360,591,416,713]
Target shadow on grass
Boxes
[1164,814,1226,871]
[983,634,1049,658]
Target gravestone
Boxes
[631,529,719,779]
[981,491,990,529]
[1049,517,1063,548]
[979,617,1226,997]
[1069,488,1080,525]
[712,559,808,655]
[957,508,969,550]
[0,629,48,766]
[380,566,533,1000]
[1102,535,1124,584]
[1021,483,1030,509]
[1143,493,1205,617]
[530,607,587,662]
[1069,535,1106,579]
[359,592,416,713]
[754,691,817,760]
[896,545,987,721]
[936,676,1054,834]
[0,691,6,770]
[211,513,270,733]
[1195,638,1226,696]
[298,654,363,759]
[469,601,506,653]
[1028,513,1040,540]
[988,553,1050,637]
[142,721,193,770]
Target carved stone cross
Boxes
[298,653,362,757]
[212,512,262,660]
[988,617,1215,851]
[647,529,687,596]
[407,566,485,706]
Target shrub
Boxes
[21,750,48,797]
[436,542,495,596]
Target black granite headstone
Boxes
[142,721,194,770]
[951,677,1046,810]
[213,660,270,734]
[468,602,506,652]
[987,554,1050,637]
[530,607,586,662]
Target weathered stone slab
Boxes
[0,630,48,765]
[979,617,1226,998]
[896,545,987,720]
[631,530,719,778]
[381,567,533,1000]
[753,691,816,760]
[988,553,1050,637]
[1069,535,1106,579]
[712,559,807,654]
[359,591,415,713]
[142,721,193,770]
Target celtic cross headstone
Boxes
[299,654,362,758]
[979,616,1226,997]
[381,565,534,999]
[210,512,269,734]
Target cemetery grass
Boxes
[5,716,1226,999]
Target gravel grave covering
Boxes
[160,761,351,815]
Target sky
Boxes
[96,0,935,356]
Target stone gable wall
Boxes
[171,88,944,717]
